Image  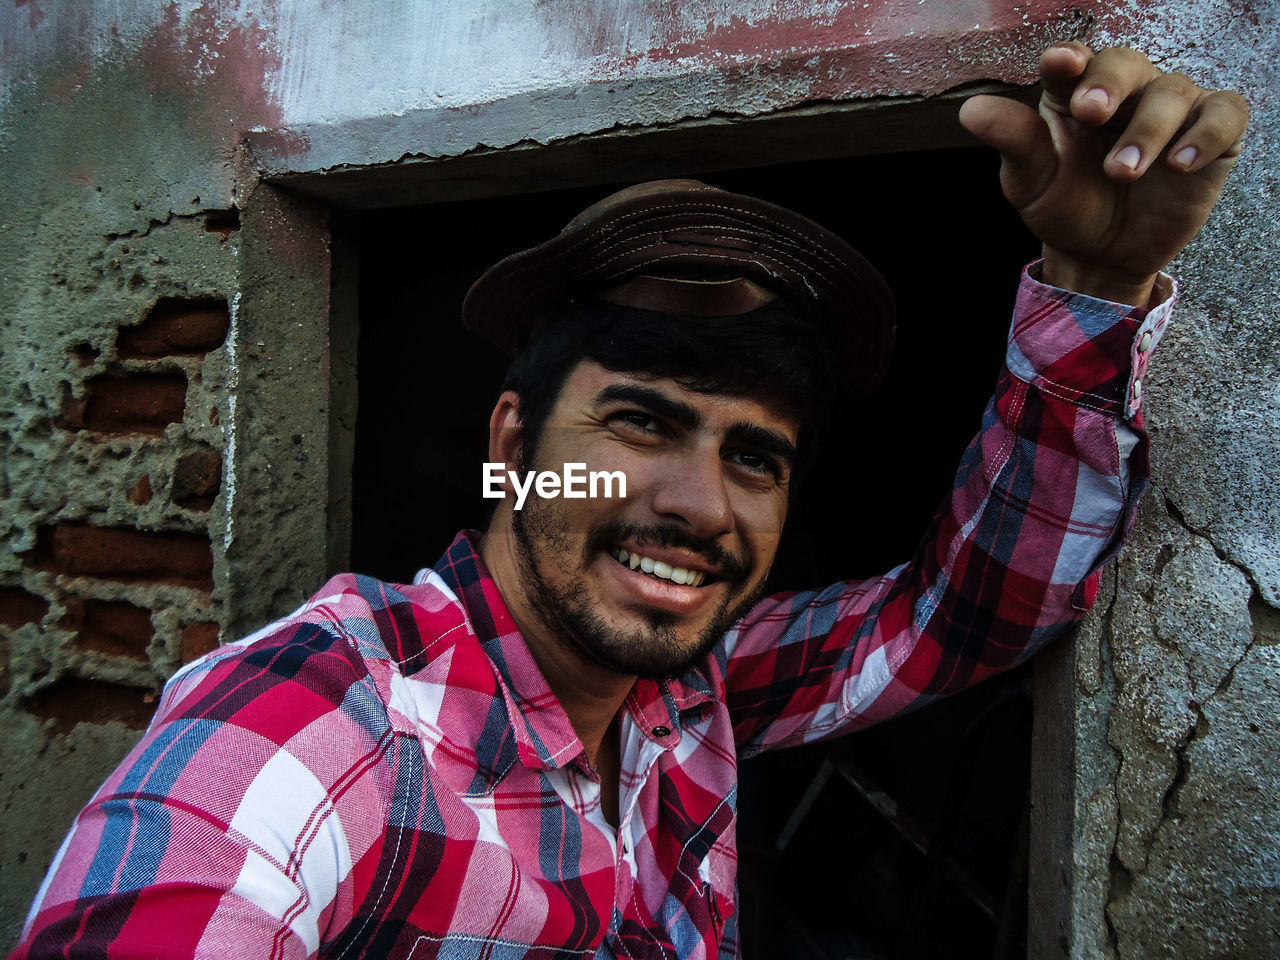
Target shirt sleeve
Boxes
[8,582,402,960]
[724,263,1176,754]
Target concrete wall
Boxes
[1030,3,1280,957]
[1,1,1275,954]
[0,2,338,940]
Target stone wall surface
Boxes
[1,0,1276,954]
[1035,2,1280,957]
[0,203,242,942]
[0,1,332,941]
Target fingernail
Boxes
[1173,145,1199,168]
[1115,145,1141,170]
[1079,87,1110,109]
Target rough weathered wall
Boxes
[1,0,1276,954]
[0,2,336,942]
[1031,3,1280,957]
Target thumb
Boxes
[959,94,1057,209]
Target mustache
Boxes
[587,519,752,583]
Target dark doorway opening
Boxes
[352,144,1041,959]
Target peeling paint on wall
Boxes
[135,2,286,141]
[2,0,1277,954]
[251,0,1101,173]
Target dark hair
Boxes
[500,297,835,481]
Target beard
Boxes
[509,475,766,680]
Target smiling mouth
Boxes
[611,548,712,587]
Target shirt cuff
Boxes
[1006,260,1176,419]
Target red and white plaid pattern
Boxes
[12,266,1172,959]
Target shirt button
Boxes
[1132,378,1143,400]
[1138,331,1153,353]
[652,726,671,738]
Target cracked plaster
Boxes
[1108,626,1280,956]
[0,203,238,944]
[0,6,332,940]
[1054,485,1279,960]
[1107,500,1255,876]
[1102,0,1280,611]
[1037,2,1280,956]
[4,0,1279,954]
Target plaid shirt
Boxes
[13,267,1173,960]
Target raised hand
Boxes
[959,43,1249,305]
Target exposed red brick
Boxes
[25,677,158,734]
[63,598,154,660]
[60,383,87,430]
[72,342,100,367]
[0,587,49,628]
[181,622,221,663]
[117,298,230,358]
[204,209,240,238]
[34,523,214,590]
[81,372,187,436]
[171,449,221,511]
[127,474,153,505]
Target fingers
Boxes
[1058,46,1161,126]
[1164,89,1250,173]
[1101,71,1205,178]
[1038,43,1249,181]
[959,94,1057,208]
[1037,41,1095,115]
[1099,74,1249,180]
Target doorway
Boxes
[351,144,1041,959]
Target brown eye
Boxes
[612,411,663,434]
[729,450,781,479]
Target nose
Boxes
[649,446,734,540]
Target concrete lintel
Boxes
[251,83,1039,210]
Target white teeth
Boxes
[612,548,707,587]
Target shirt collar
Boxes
[427,531,718,767]
[427,532,585,772]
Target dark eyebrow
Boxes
[596,383,797,467]
[594,384,702,432]
[727,423,798,468]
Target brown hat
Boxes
[462,179,896,393]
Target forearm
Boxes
[897,266,1164,679]
[726,264,1173,749]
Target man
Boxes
[11,43,1248,959]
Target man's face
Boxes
[503,360,796,679]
